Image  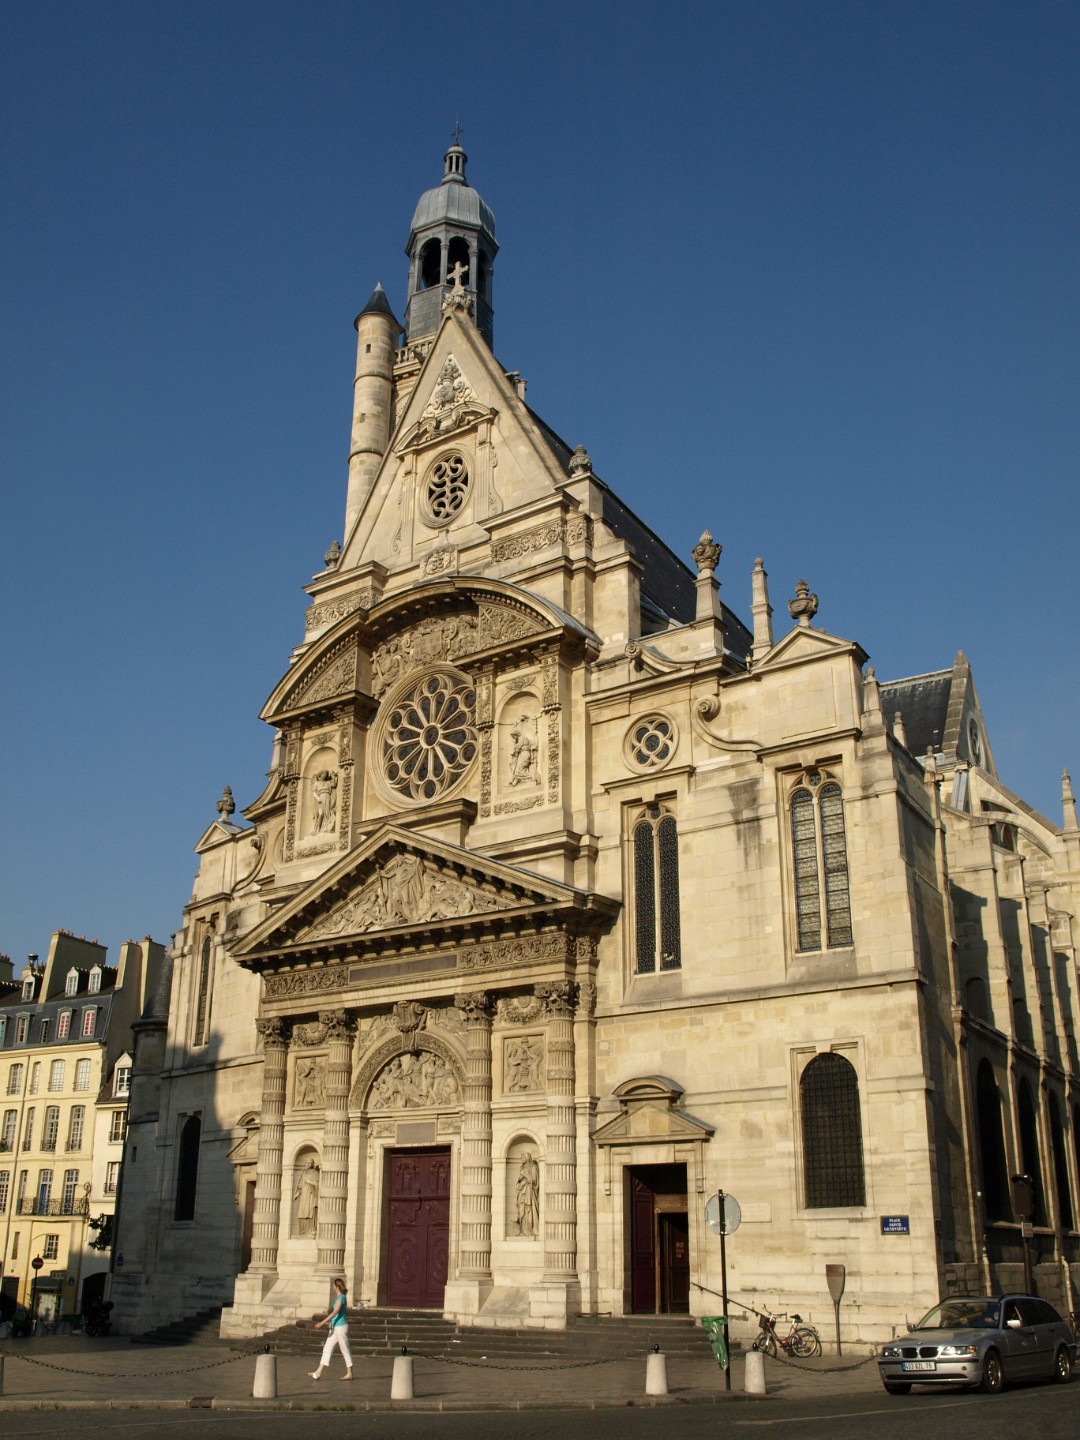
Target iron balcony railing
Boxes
[15,1197,90,1217]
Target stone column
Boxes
[537,981,578,1279]
[250,1017,289,1272]
[455,990,494,1282]
[317,1010,354,1275]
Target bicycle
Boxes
[751,1309,822,1358]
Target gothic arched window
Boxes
[632,805,681,973]
[419,238,442,290]
[1047,1093,1073,1231]
[1015,1077,1046,1225]
[174,1113,201,1222]
[800,1052,865,1208]
[790,771,852,951]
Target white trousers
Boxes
[319,1325,353,1370]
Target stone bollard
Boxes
[645,1346,669,1396]
[743,1348,766,1395]
[391,1347,414,1400]
[253,1348,278,1399]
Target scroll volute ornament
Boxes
[454,990,494,1023]
[256,1017,289,1047]
[534,980,578,1018]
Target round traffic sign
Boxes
[31,1256,44,1270]
[705,1192,741,1235]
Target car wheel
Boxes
[883,1382,911,1396]
[978,1349,1004,1394]
[1053,1346,1072,1384]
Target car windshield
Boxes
[916,1300,1000,1330]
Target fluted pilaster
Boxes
[455,990,494,1278]
[317,1010,354,1274]
[250,1017,288,1272]
[536,982,578,1279]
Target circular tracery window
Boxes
[381,670,478,801]
[425,453,470,525]
[627,714,677,769]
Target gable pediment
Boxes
[754,623,867,673]
[231,824,613,967]
[593,1075,715,1147]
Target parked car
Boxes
[878,1294,1075,1394]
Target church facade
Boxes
[111,145,1080,1344]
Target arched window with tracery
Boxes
[800,1052,865,1207]
[631,804,681,973]
[790,771,852,951]
[1015,1077,1046,1225]
[1047,1092,1073,1231]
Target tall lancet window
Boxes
[790,771,852,951]
[632,804,682,973]
[193,935,213,1047]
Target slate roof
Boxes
[880,669,952,757]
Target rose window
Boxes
[425,453,469,524]
[382,671,478,801]
[627,714,676,769]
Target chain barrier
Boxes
[691,1283,878,1375]
[9,1349,250,1379]
[409,1349,642,1371]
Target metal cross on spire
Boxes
[451,118,464,145]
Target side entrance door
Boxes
[384,1146,451,1308]
[627,1163,690,1315]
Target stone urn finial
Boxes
[216,784,235,820]
[788,579,818,626]
[568,444,592,478]
[691,530,721,574]
[323,539,342,569]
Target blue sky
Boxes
[2,1,1077,973]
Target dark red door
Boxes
[385,1147,451,1308]
[629,1174,657,1313]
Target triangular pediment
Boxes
[593,1075,715,1147]
[231,824,614,967]
[341,309,572,568]
[754,622,868,673]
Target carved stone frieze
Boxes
[263,967,348,1000]
[291,1020,329,1047]
[459,932,568,972]
[301,853,512,941]
[494,795,543,815]
[304,592,369,633]
[491,516,593,564]
[422,543,458,577]
[283,644,358,712]
[370,602,545,696]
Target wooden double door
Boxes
[627,1163,690,1314]
[384,1147,451,1308]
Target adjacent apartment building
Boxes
[0,931,165,1323]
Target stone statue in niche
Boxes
[294,1056,326,1108]
[504,1036,543,1094]
[293,1157,320,1236]
[311,768,338,833]
[515,1151,540,1237]
[368,1051,460,1110]
[508,714,539,787]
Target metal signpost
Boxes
[704,1189,741,1390]
[29,1255,43,1335]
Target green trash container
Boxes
[701,1315,728,1369]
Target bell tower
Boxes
[404,137,498,349]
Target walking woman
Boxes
[308,1277,353,1381]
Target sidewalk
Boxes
[0,1334,882,1411]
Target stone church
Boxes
[112,143,1080,1344]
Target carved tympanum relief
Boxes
[368,1051,461,1110]
[302,852,511,941]
[370,603,544,698]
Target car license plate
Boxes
[901,1361,936,1372]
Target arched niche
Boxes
[291,1144,321,1239]
[505,1134,542,1241]
[497,691,542,796]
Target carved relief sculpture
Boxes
[368,1051,461,1110]
[508,713,539,787]
[504,1036,543,1093]
[294,1056,326,1108]
[311,768,338,833]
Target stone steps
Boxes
[130,1306,225,1347]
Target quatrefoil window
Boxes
[381,670,478,802]
[627,714,677,770]
[424,452,470,525]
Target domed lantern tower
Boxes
[404,137,498,349]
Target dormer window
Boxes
[65,969,80,997]
[81,1008,97,1038]
[114,1065,132,1097]
[88,967,102,995]
[22,976,35,1001]
[57,1010,72,1040]
[15,1015,29,1044]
